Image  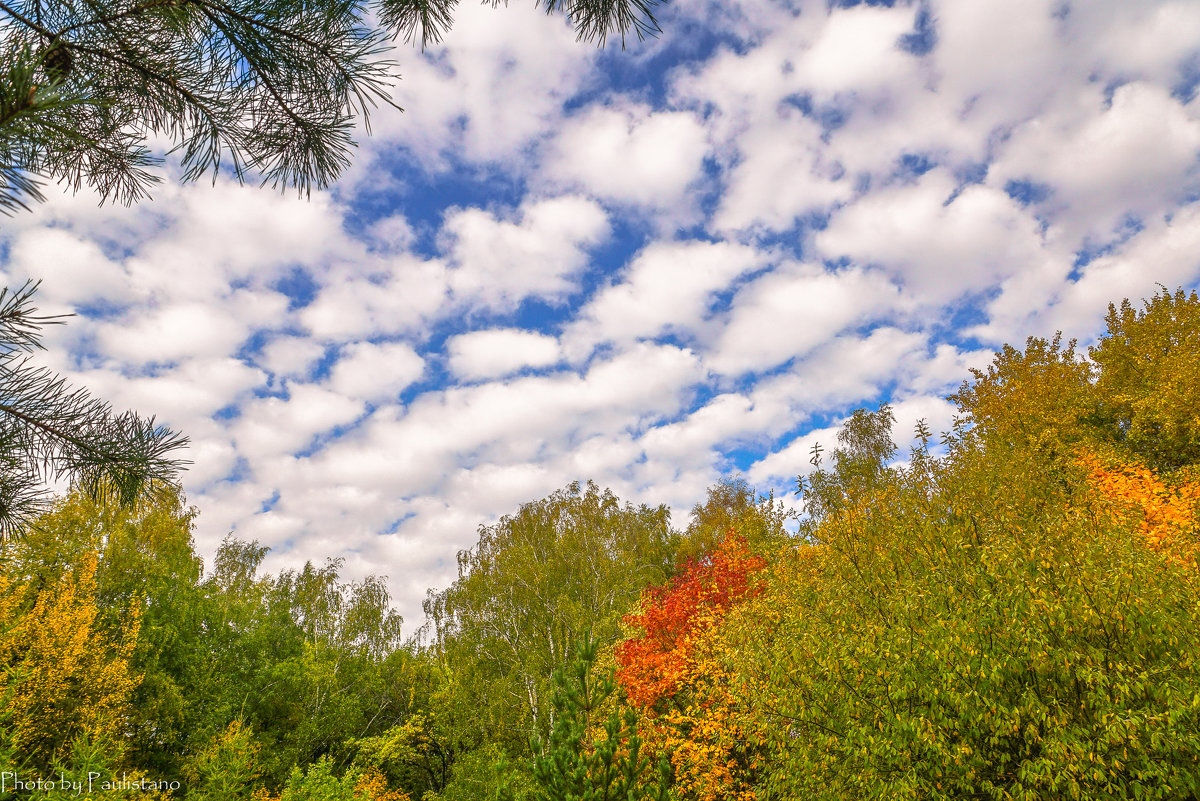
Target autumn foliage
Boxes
[616,534,766,801]
[0,553,141,768]
[616,534,764,710]
[1080,451,1200,569]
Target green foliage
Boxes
[183,720,261,801]
[429,745,532,801]
[0,0,669,211]
[423,481,677,750]
[0,282,187,537]
[1089,287,1200,470]
[274,758,359,801]
[747,416,1200,800]
[796,402,898,526]
[355,656,488,798]
[192,540,410,789]
[682,476,793,561]
[4,489,413,795]
[529,635,669,801]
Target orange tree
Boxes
[1079,450,1199,570]
[615,531,767,801]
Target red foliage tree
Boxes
[616,532,765,710]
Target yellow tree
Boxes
[0,553,140,768]
[1089,288,1200,469]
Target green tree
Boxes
[419,481,677,798]
[7,490,414,793]
[742,411,1200,800]
[725,296,1200,799]
[1089,287,1200,470]
[183,719,262,801]
[681,475,793,561]
[0,281,187,537]
[796,402,899,526]
[0,0,668,212]
[528,635,669,801]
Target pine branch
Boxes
[0,282,189,538]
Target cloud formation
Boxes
[6,0,1200,627]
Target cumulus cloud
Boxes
[443,196,610,312]
[344,0,600,171]
[7,228,129,306]
[446,329,561,381]
[991,81,1200,242]
[327,341,425,403]
[6,0,1200,629]
[257,336,327,379]
[567,240,764,355]
[540,102,710,210]
[816,168,1062,306]
[707,263,901,375]
[300,255,449,342]
[233,383,366,460]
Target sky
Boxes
[3,0,1200,628]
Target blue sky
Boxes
[4,0,1200,627]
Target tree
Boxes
[0,281,187,537]
[0,0,669,212]
[528,635,669,801]
[0,552,141,771]
[7,489,415,794]
[616,533,766,801]
[947,333,1093,456]
[1089,287,1200,470]
[724,309,1200,800]
[681,476,793,562]
[422,481,677,752]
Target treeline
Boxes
[2,288,1199,800]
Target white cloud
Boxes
[328,341,425,403]
[1014,200,1200,344]
[8,228,129,306]
[795,5,920,98]
[443,196,610,312]
[233,383,366,460]
[447,329,561,381]
[816,168,1060,304]
[349,1,599,168]
[567,240,764,354]
[712,107,852,233]
[708,263,901,375]
[541,103,709,210]
[991,82,1200,242]
[303,343,703,496]
[258,336,326,379]
[1074,2,1200,86]
[96,290,289,365]
[300,256,449,342]
[931,0,1074,134]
